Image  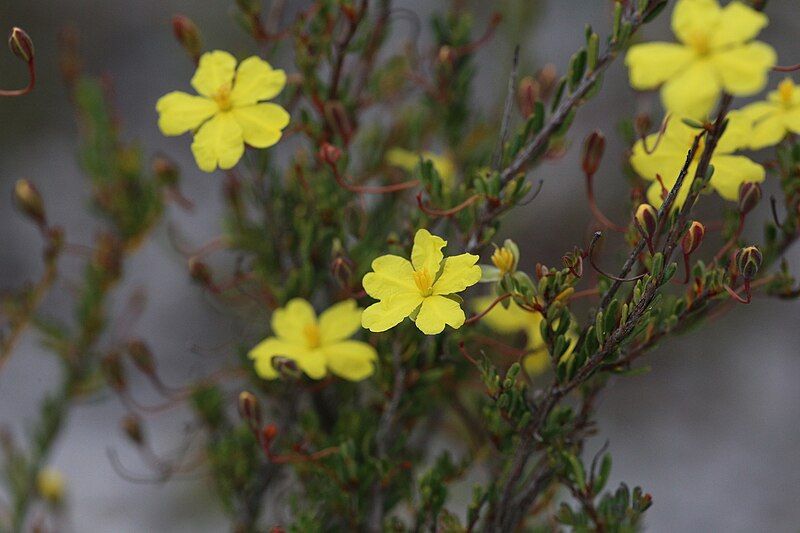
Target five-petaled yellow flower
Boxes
[630,112,764,208]
[473,298,577,376]
[386,148,456,187]
[740,78,800,149]
[626,0,776,119]
[249,299,377,381]
[156,50,290,172]
[361,229,481,335]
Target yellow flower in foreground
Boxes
[249,299,377,381]
[386,148,456,187]
[740,78,800,149]
[156,50,290,172]
[362,229,481,335]
[473,298,577,376]
[630,112,764,208]
[625,0,776,119]
[37,468,65,504]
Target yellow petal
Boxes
[716,110,754,153]
[361,293,423,332]
[362,255,417,300]
[191,50,237,97]
[625,43,694,89]
[740,102,786,149]
[385,148,420,171]
[661,60,721,119]
[709,1,768,49]
[319,299,362,344]
[424,152,457,186]
[292,349,327,380]
[711,42,776,96]
[322,341,378,381]
[156,92,217,136]
[645,177,694,209]
[411,229,446,275]
[709,154,765,201]
[230,56,287,106]
[271,298,317,344]
[524,349,550,376]
[433,253,481,295]
[249,337,306,379]
[473,297,537,334]
[414,295,465,335]
[672,0,721,46]
[190,113,245,172]
[630,139,691,184]
[783,107,800,135]
[231,103,290,148]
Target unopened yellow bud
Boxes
[37,468,65,504]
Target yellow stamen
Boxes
[413,268,434,296]
[303,323,321,349]
[491,247,515,276]
[778,78,795,107]
[687,32,711,56]
[214,83,233,111]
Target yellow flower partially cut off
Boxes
[362,229,481,335]
[626,0,776,119]
[249,299,377,381]
[386,148,456,187]
[156,50,290,172]
[740,78,800,149]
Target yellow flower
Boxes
[249,299,377,381]
[740,78,800,149]
[361,229,481,335]
[630,112,764,208]
[37,468,65,504]
[473,298,577,376]
[156,50,290,172]
[625,0,776,119]
[386,148,456,187]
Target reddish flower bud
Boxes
[634,203,658,240]
[262,423,278,443]
[517,76,539,118]
[681,221,705,256]
[13,179,46,227]
[319,142,342,164]
[121,415,144,446]
[188,257,213,287]
[736,246,762,280]
[238,391,262,428]
[101,353,126,392]
[152,155,180,187]
[127,340,156,376]
[172,15,202,61]
[634,113,652,139]
[537,64,558,100]
[582,130,605,176]
[93,233,123,281]
[8,27,34,63]
[737,182,762,215]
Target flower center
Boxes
[491,247,515,276]
[214,83,233,112]
[687,32,711,56]
[778,78,795,107]
[303,323,321,349]
[413,268,434,296]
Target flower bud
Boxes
[101,353,126,392]
[634,113,652,139]
[238,391,262,428]
[634,203,658,241]
[517,76,539,118]
[262,423,278,443]
[127,340,155,375]
[491,239,519,276]
[121,415,144,446]
[437,45,455,66]
[172,15,202,60]
[93,233,123,281]
[152,155,180,187]
[737,182,762,215]
[537,63,558,100]
[582,130,605,176]
[735,246,762,280]
[681,221,705,256]
[8,27,34,63]
[13,179,46,227]
[37,468,65,505]
[188,257,213,287]
[319,142,342,164]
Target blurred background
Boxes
[1,0,798,531]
